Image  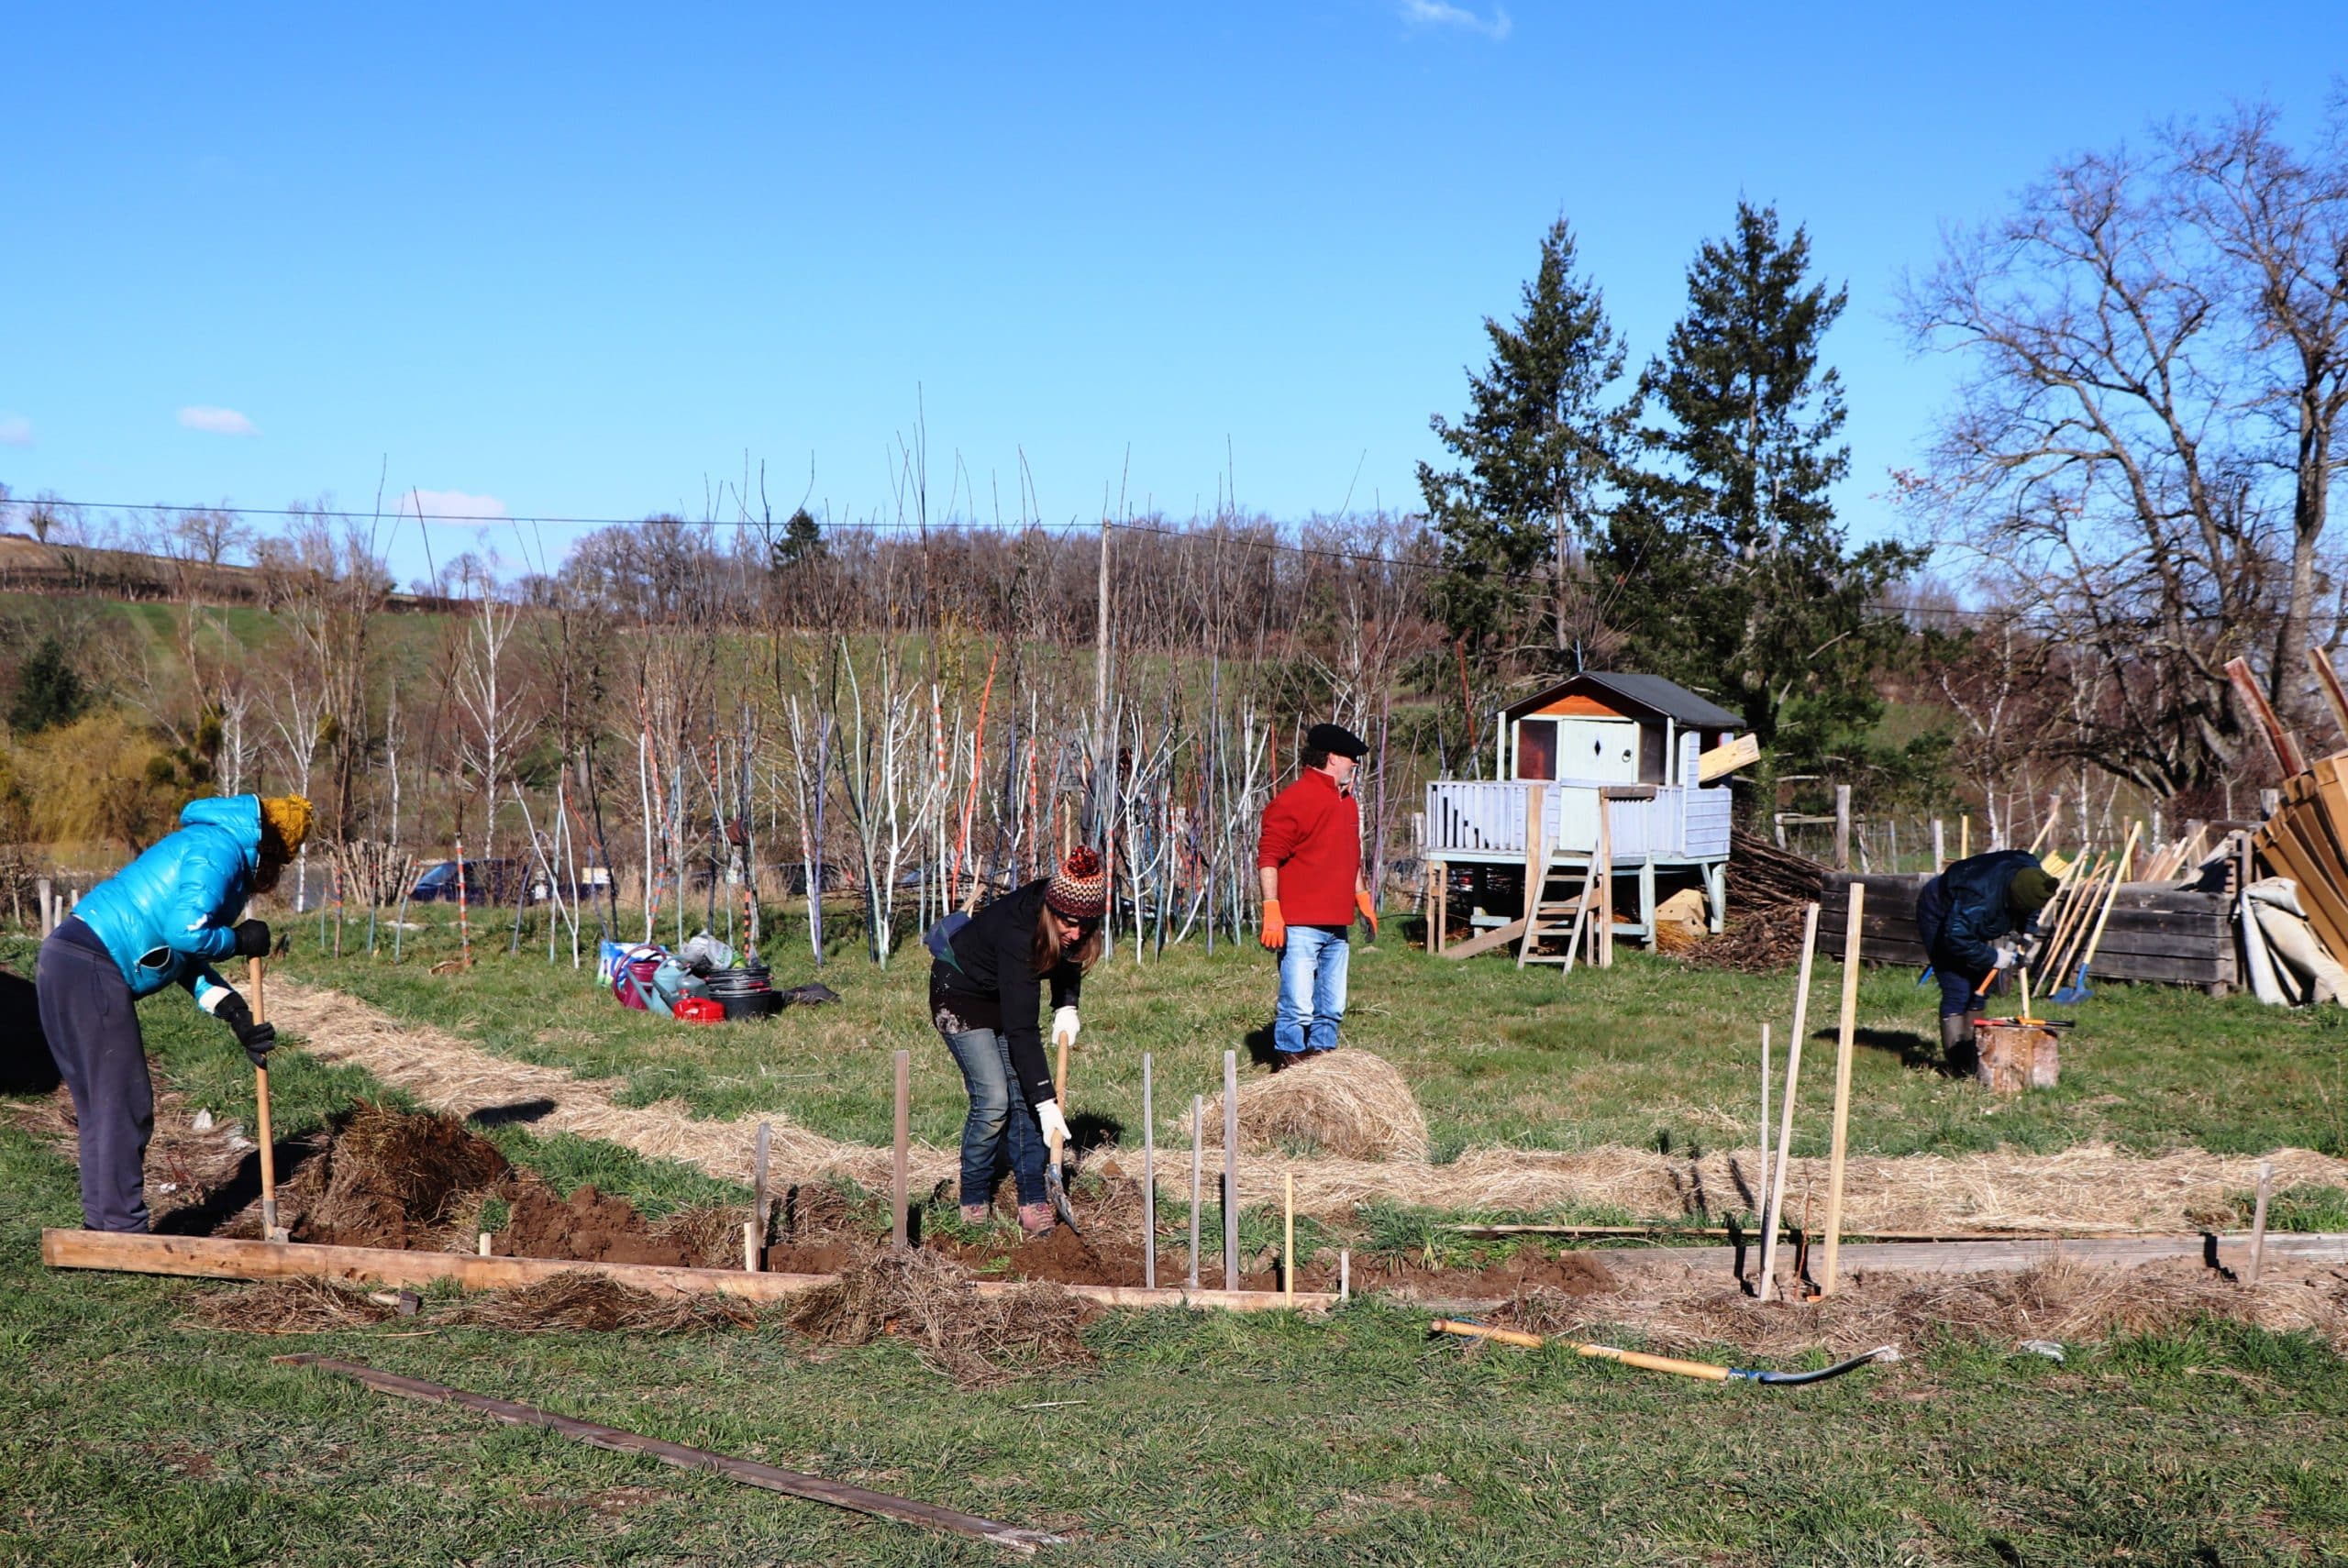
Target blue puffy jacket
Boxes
[1918,849,2044,977]
[73,795,263,1008]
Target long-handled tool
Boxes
[1043,1026,1080,1234]
[250,955,288,1243]
[1429,1320,1899,1386]
[2053,823,2141,1004]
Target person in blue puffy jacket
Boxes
[36,794,312,1231]
[1914,848,2058,1070]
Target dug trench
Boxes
[6,1086,1620,1297]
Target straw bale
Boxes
[1194,1050,1428,1162]
[787,1249,1094,1387]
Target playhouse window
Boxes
[1517,719,1556,780]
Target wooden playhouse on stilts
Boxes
[1421,672,1752,963]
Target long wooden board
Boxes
[1438,916,1529,961]
[277,1355,1064,1553]
[40,1230,1338,1314]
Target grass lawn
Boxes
[273,907,2348,1166]
[8,933,2348,1562]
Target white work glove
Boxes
[1035,1099,1070,1149]
[1052,1006,1080,1049]
[1992,942,2020,970]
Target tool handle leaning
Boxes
[249,955,282,1240]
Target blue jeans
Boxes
[938,1021,1048,1209]
[1274,924,1350,1055]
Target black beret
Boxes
[1305,722,1368,758]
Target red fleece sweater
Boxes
[1257,767,1361,925]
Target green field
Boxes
[8,923,2348,1564]
[280,906,2348,1164]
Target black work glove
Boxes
[214,994,278,1068]
[233,919,272,958]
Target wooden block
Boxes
[1977,1024,2057,1094]
[1697,734,1761,782]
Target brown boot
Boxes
[1017,1201,1056,1239]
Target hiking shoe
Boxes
[1017,1201,1056,1238]
[960,1203,991,1227]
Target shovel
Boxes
[1043,1026,1081,1234]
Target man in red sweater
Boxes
[1257,722,1377,1064]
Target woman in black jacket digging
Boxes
[928,847,1107,1236]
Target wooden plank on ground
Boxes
[1576,1231,2348,1281]
[39,1230,1338,1314]
[1440,916,1530,961]
[277,1355,1066,1554]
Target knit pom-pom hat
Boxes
[1045,845,1108,921]
[258,795,314,862]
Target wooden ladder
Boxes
[1517,856,1598,968]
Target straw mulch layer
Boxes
[787,1250,1096,1387]
[1194,1049,1429,1162]
[1497,1254,2348,1363]
[440,1272,757,1333]
[268,980,2348,1232]
[189,1278,401,1333]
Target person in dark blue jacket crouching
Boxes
[36,794,311,1231]
[1914,848,2059,1071]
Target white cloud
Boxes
[0,414,30,447]
[397,488,512,527]
[178,405,260,436]
[1399,0,1511,39]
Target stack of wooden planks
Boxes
[1821,872,2239,993]
[2251,753,2348,966]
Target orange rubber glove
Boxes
[1355,889,1378,940]
[1259,899,1286,951]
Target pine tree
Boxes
[1420,217,1630,662]
[9,635,87,735]
[1603,202,1930,788]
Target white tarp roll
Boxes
[2245,878,2348,1007]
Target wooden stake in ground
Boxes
[1755,902,1821,1300]
[1819,882,1865,1295]
[2249,1161,2273,1286]
[1756,1023,1771,1225]
[1283,1171,1295,1308]
[276,1355,1065,1554]
[1188,1094,1203,1293]
[1141,1052,1156,1290]
[891,1050,910,1253]
[752,1121,771,1246]
[1223,1050,1239,1293]
[249,955,287,1243]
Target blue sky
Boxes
[2,3,2340,587]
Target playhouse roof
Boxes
[1501,671,1743,730]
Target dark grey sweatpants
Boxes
[36,919,152,1232]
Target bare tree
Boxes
[1902,103,2348,794]
[452,565,525,865]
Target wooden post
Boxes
[1338,1248,1349,1304]
[1188,1095,1202,1292]
[1756,903,1820,1299]
[1418,858,1436,957]
[1141,1053,1157,1290]
[891,1050,910,1252]
[2248,1162,2273,1286]
[1522,785,1545,941]
[742,1221,759,1273]
[1960,814,1970,861]
[1223,1051,1240,1292]
[753,1121,772,1243]
[1932,818,1945,873]
[1819,883,1865,1296]
[250,955,285,1243]
[1282,1171,1295,1308]
[478,1231,492,1257]
[1756,1023,1771,1223]
[1833,784,1852,871]
[1596,792,1614,968]
[37,877,51,936]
